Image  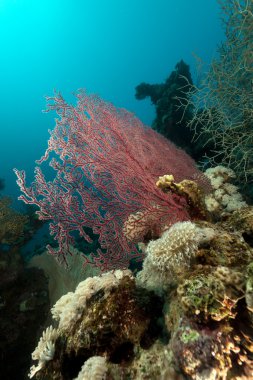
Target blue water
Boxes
[0,0,223,206]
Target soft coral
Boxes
[14,91,207,270]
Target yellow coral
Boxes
[156,174,208,219]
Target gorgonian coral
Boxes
[14,91,207,270]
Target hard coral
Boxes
[204,166,247,216]
[169,316,237,380]
[25,165,253,379]
[197,223,252,268]
[156,174,209,220]
[136,199,253,378]
[224,206,253,244]
[31,270,163,379]
[177,270,243,323]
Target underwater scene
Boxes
[1,0,253,379]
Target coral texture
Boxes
[204,166,247,215]
[145,221,199,273]
[28,206,253,379]
[51,269,133,331]
[137,221,215,291]
[73,356,107,380]
[29,268,163,379]
[14,91,205,270]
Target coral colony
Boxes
[14,90,253,379]
[24,165,253,379]
[14,91,207,271]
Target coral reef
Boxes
[29,269,163,379]
[223,206,253,245]
[27,167,253,379]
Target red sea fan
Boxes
[14,91,206,271]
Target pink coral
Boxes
[14,91,206,270]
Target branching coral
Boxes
[14,91,206,271]
[180,0,253,182]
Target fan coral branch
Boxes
[14,91,206,270]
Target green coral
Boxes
[178,274,238,322]
[180,327,200,344]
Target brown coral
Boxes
[34,271,163,379]
[0,196,27,244]
[156,174,208,220]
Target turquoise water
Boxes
[0,0,223,204]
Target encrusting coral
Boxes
[204,166,247,216]
[28,269,163,379]
[156,174,209,220]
